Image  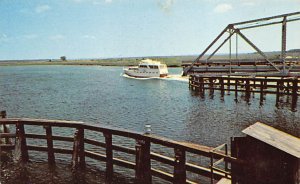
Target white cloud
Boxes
[104,0,112,3]
[214,3,233,13]
[49,34,65,41]
[35,5,51,13]
[158,0,174,12]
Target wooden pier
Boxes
[189,75,299,111]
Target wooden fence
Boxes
[0,111,238,184]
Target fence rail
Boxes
[0,115,235,184]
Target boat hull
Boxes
[124,69,167,78]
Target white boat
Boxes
[123,59,168,78]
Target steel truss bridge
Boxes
[183,12,300,76]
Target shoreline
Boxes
[0,59,184,67]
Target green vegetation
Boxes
[0,56,196,67]
[1,49,299,67]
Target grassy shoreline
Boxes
[0,57,189,67]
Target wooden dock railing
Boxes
[0,112,238,184]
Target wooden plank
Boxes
[84,138,136,155]
[84,150,106,162]
[150,152,174,166]
[113,157,135,170]
[0,144,15,151]
[0,133,16,138]
[147,134,215,157]
[186,162,224,179]
[25,133,74,142]
[83,124,144,140]
[27,145,73,154]
[242,122,300,158]
[0,118,84,127]
[151,169,173,182]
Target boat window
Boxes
[153,66,158,69]
[149,65,154,69]
[139,65,147,68]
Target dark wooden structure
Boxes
[189,75,299,111]
[1,112,299,183]
[0,112,236,184]
[231,122,300,184]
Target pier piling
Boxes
[189,75,299,110]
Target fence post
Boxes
[1,111,11,144]
[16,122,29,162]
[173,148,186,184]
[135,138,151,184]
[72,130,79,170]
[78,127,85,168]
[45,125,55,165]
[104,132,113,183]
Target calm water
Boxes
[0,65,299,183]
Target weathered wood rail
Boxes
[0,112,237,184]
[189,75,299,111]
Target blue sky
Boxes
[0,0,300,60]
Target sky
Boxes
[0,0,300,60]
